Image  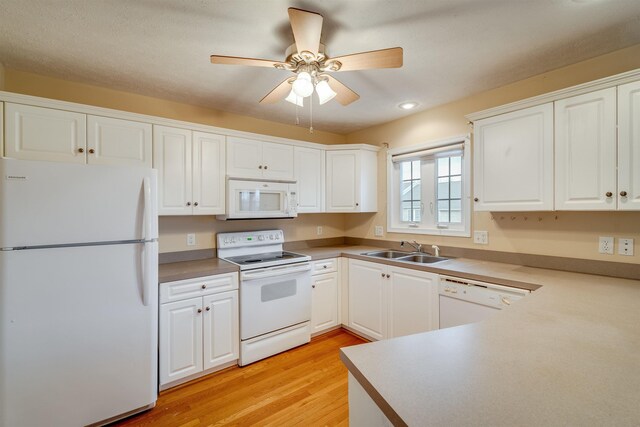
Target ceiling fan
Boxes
[210,8,403,107]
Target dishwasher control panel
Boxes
[439,276,530,310]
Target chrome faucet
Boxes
[400,240,422,253]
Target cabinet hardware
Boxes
[620,191,628,197]
[78,148,84,153]
[194,202,199,207]
[197,308,202,314]
[606,192,613,198]
[355,202,359,206]
[323,265,327,269]
[186,202,192,206]
[201,284,207,289]
[312,285,316,288]
[205,307,211,311]
[259,165,263,169]
[381,273,385,278]
[474,198,479,202]
[386,274,390,278]
[264,165,268,170]
[88,148,95,154]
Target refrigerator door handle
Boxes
[141,242,157,306]
[143,177,152,241]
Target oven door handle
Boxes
[241,263,311,281]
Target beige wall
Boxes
[3,69,347,253]
[345,44,640,263]
[0,62,5,90]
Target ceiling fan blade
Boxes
[210,55,287,69]
[288,8,323,57]
[329,47,403,72]
[326,76,360,106]
[259,78,294,104]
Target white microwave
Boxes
[217,178,298,220]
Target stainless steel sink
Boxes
[363,250,412,259]
[397,254,449,264]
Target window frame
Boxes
[386,135,471,237]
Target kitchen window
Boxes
[387,136,470,236]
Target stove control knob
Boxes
[258,235,265,241]
[269,235,274,240]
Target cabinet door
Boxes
[159,297,203,385]
[388,268,439,338]
[5,103,86,164]
[348,259,386,340]
[153,125,193,215]
[326,150,359,212]
[474,103,554,211]
[0,103,3,157]
[555,88,617,210]
[86,115,152,167]
[192,131,225,215]
[226,136,263,179]
[311,272,339,334]
[618,81,640,211]
[294,146,325,212]
[203,291,239,370]
[262,141,294,180]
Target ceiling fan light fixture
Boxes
[285,88,304,107]
[292,72,314,98]
[316,79,337,105]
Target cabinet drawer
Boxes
[311,258,338,275]
[160,273,239,303]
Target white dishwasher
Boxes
[439,275,530,329]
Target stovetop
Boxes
[217,230,311,270]
[224,251,306,266]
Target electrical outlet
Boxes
[599,236,614,254]
[618,238,634,256]
[374,226,384,237]
[187,233,196,246]
[473,231,488,245]
[317,226,323,236]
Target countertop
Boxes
[158,245,640,424]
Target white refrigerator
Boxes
[0,158,159,426]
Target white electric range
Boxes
[217,230,312,366]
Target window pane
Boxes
[401,162,412,181]
[412,161,421,179]
[437,200,449,223]
[401,181,413,201]
[450,176,462,199]
[413,208,421,222]
[437,157,449,177]
[450,199,462,223]
[450,156,462,175]
[437,177,449,199]
[401,202,412,222]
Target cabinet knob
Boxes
[386,274,390,278]
[264,165,268,170]
[78,148,84,153]
[620,191,628,197]
[474,197,479,202]
[323,265,327,269]
[194,202,199,207]
[355,202,359,207]
[197,308,202,314]
[259,165,263,169]
[312,285,316,289]
[606,192,613,198]
[186,202,192,206]
[88,148,95,154]
[381,273,385,278]
[201,284,207,289]
[206,306,211,311]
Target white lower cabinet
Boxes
[311,271,339,334]
[348,259,439,341]
[159,273,239,389]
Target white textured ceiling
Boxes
[1,0,640,134]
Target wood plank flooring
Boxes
[114,329,366,427]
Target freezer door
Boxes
[0,242,158,427]
[0,158,158,247]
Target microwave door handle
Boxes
[284,192,289,215]
[242,263,311,280]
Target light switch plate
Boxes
[618,238,634,256]
[599,236,614,254]
[187,233,196,246]
[374,226,384,237]
[474,231,488,245]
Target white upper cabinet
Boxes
[294,146,325,213]
[555,88,617,210]
[326,149,377,212]
[154,125,226,216]
[473,103,554,211]
[5,103,87,164]
[87,115,152,167]
[618,80,640,211]
[227,136,294,180]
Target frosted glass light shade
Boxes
[316,80,337,105]
[292,72,314,97]
[285,88,304,107]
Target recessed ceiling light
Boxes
[398,102,419,110]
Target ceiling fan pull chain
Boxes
[309,92,314,133]
[295,101,300,126]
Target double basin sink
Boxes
[362,250,449,264]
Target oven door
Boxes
[225,179,296,219]
[240,262,312,340]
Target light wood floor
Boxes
[114,329,366,426]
